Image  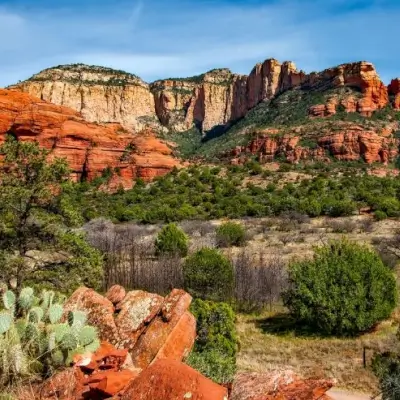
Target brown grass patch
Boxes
[236,311,397,395]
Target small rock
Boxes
[106,285,126,305]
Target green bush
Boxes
[375,210,388,221]
[187,299,237,384]
[155,223,189,257]
[0,287,99,387]
[23,232,104,295]
[57,163,400,224]
[216,221,246,247]
[323,199,356,217]
[183,248,234,302]
[0,137,104,293]
[283,239,397,336]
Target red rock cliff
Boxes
[10,60,393,135]
[231,122,399,165]
[389,78,400,110]
[0,89,180,189]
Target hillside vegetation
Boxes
[62,164,400,224]
[170,87,400,161]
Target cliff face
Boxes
[151,69,248,133]
[8,64,158,132]
[0,89,179,189]
[10,60,394,135]
[230,122,399,166]
[389,78,400,110]
[151,60,390,131]
[305,62,389,117]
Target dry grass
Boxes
[238,216,400,263]
[236,311,398,395]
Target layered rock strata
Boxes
[230,123,399,165]
[10,61,394,134]
[0,89,179,189]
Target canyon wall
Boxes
[10,61,398,134]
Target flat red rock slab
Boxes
[120,359,228,400]
[87,369,139,397]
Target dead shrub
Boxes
[179,220,215,236]
[359,218,375,233]
[232,249,287,312]
[280,233,298,246]
[326,219,358,233]
[83,219,183,294]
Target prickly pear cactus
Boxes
[0,287,100,384]
[48,304,63,324]
[18,287,34,311]
[0,311,12,335]
[2,291,16,314]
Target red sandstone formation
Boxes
[231,371,334,400]
[115,290,164,351]
[40,342,139,399]
[389,78,400,110]
[231,123,398,165]
[129,289,195,369]
[105,284,126,305]
[120,359,228,400]
[11,60,395,134]
[62,287,119,343]
[61,287,196,368]
[0,89,180,189]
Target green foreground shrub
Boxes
[155,223,189,257]
[0,136,103,294]
[183,248,234,302]
[216,221,246,247]
[283,239,397,336]
[187,299,237,384]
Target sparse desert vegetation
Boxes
[3,51,400,398]
[2,138,400,396]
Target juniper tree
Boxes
[0,136,103,292]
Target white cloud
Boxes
[0,0,399,87]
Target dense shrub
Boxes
[60,164,400,224]
[283,239,397,336]
[187,299,237,383]
[216,221,246,247]
[375,210,388,221]
[155,223,189,257]
[183,248,234,302]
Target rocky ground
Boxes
[16,285,336,400]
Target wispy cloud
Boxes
[0,0,399,87]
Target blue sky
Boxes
[0,0,399,87]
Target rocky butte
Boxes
[9,60,398,135]
[0,89,180,189]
